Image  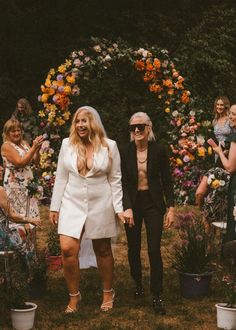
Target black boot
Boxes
[134,282,144,298]
[152,295,166,315]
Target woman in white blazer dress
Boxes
[49,106,124,313]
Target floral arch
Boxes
[36,38,211,204]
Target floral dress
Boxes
[2,142,40,220]
[202,167,230,223]
[2,142,40,261]
[0,207,35,268]
[225,133,236,242]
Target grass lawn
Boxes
[1,205,225,329]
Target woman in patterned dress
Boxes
[212,104,236,242]
[1,119,44,262]
[0,166,41,267]
[195,96,234,223]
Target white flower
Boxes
[183,155,190,162]
[93,45,102,52]
[73,59,81,67]
[172,110,179,117]
[190,110,195,116]
[207,174,215,185]
[219,180,226,186]
[78,51,84,56]
[104,54,111,61]
[196,135,205,145]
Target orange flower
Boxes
[197,147,206,157]
[135,60,145,71]
[162,79,173,88]
[153,58,161,69]
[149,84,162,93]
[181,92,190,104]
[146,62,154,71]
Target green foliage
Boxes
[0,255,29,309]
[170,207,213,274]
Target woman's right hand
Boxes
[49,211,59,226]
[32,135,45,150]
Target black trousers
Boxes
[125,190,164,295]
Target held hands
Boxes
[123,208,135,227]
[49,211,59,226]
[164,208,175,229]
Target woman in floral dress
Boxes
[0,167,41,267]
[212,104,236,242]
[195,96,234,223]
[1,119,44,261]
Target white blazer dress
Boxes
[50,137,123,240]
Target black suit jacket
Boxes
[120,141,175,214]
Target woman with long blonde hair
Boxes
[50,106,124,313]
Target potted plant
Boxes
[46,228,62,271]
[28,252,48,299]
[215,240,236,330]
[0,254,37,330]
[170,206,215,298]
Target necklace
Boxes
[137,147,148,152]
[137,157,147,164]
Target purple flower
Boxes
[58,86,64,92]
[196,235,203,241]
[56,74,63,81]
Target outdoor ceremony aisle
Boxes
[1,204,222,329]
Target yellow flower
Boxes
[64,86,72,94]
[176,158,183,166]
[165,107,170,113]
[41,93,49,103]
[58,64,66,73]
[208,146,212,155]
[38,110,46,117]
[49,69,55,75]
[62,111,71,120]
[211,179,220,189]
[45,78,51,87]
[56,117,66,126]
[66,75,75,84]
[197,147,206,157]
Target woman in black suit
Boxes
[121,112,175,315]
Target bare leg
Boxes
[92,238,114,308]
[195,176,208,208]
[60,235,81,310]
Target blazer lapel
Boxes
[130,142,138,180]
[147,141,154,182]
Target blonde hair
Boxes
[13,98,32,116]
[69,107,109,174]
[213,96,230,122]
[129,112,156,141]
[2,119,23,143]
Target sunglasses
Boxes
[129,123,148,132]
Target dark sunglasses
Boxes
[129,123,148,132]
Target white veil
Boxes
[78,106,107,137]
